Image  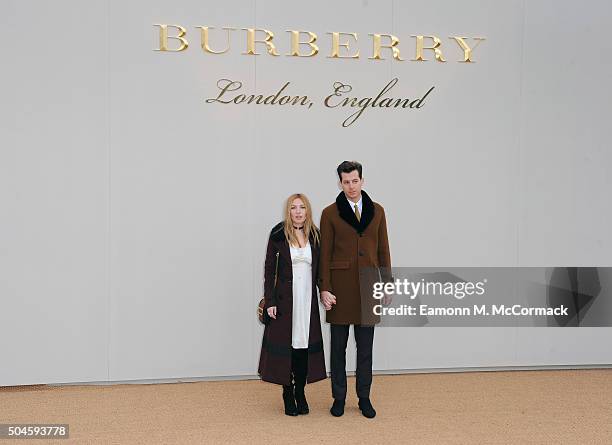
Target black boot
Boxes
[292,349,309,414]
[294,382,309,415]
[282,385,298,416]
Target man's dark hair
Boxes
[337,160,363,180]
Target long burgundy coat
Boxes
[258,222,327,386]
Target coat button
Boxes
[359,233,363,237]
[287,279,292,284]
[359,251,364,256]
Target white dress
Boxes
[290,242,312,349]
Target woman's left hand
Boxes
[267,306,277,319]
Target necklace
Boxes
[292,225,304,230]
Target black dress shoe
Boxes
[330,399,345,417]
[282,385,298,416]
[358,398,376,418]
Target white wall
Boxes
[1,0,611,386]
[1,1,110,385]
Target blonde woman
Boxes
[258,193,327,416]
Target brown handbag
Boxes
[258,251,279,324]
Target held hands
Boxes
[320,291,336,311]
[266,306,277,319]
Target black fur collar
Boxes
[335,190,375,234]
[270,222,285,242]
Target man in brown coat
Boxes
[319,161,391,419]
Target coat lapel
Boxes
[335,190,375,234]
[309,232,319,280]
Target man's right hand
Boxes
[320,291,336,311]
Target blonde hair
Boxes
[283,193,320,247]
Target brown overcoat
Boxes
[258,222,327,386]
[319,190,392,325]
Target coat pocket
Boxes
[330,260,350,270]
